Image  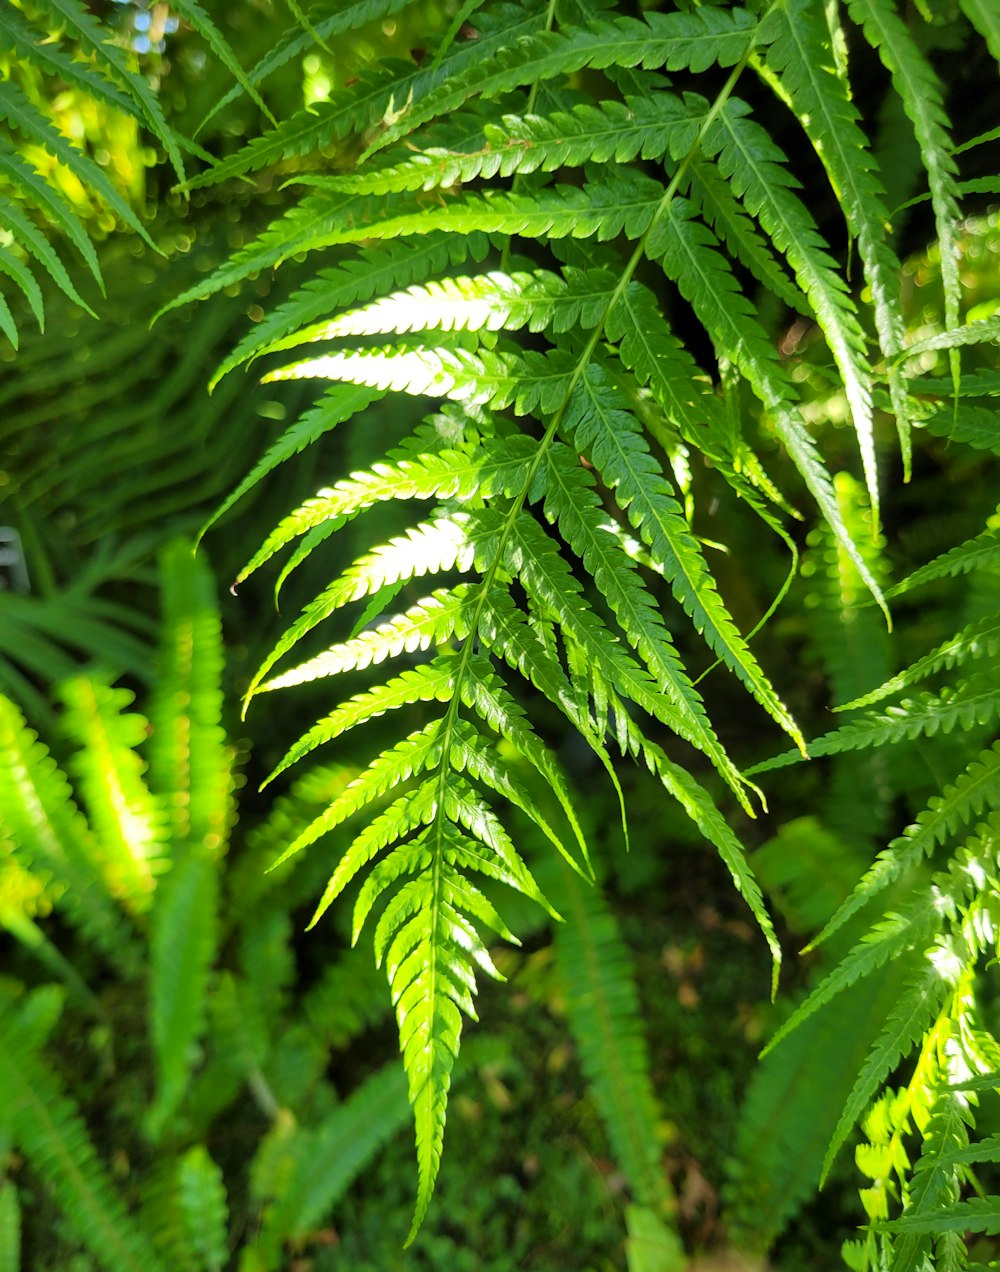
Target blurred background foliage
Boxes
[2,0,1000,1269]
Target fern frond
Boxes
[566,362,803,748]
[845,0,962,348]
[244,513,474,701]
[195,0,435,134]
[898,314,1000,363]
[761,0,911,469]
[59,677,166,912]
[0,80,155,248]
[0,194,94,314]
[238,441,535,584]
[0,991,166,1272]
[889,1090,972,1272]
[505,505,755,811]
[959,0,1000,66]
[822,961,954,1180]
[176,1146,228,1272]
[729,962,912,1251]
[210,233,490,387]
[321,93,713,197]
[249,1062,409,1266]
[809,744,1000,953]
[270,267,618,346]
[886,1196,1000,1238]
[0,142,101,285]
[646,195,887,614]
[889,524,1000,597]
[147,854,218,1140]
[919,403,1000,456]
[182,0,551,189]
[750,673,1000,774]
[707,94,877,513]
[839,613,1000,711]
[34,0,185,181]
[541,855,677,1216]
[261,586,477,698]
[0,695,136,965]
[765,900,940,1057]
[367,6,761,157]
[147,543,232,859]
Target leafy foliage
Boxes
[6,0,1000,1264]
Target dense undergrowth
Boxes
[3,0,1000,1268]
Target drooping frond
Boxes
[178,0,993,1233]
[761,0,911,472]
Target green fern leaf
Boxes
[186,0,548,186]
[34,0,185,181]
[244,514,474,702]
[809,744,1000,953]
[0,992,166,1272]
[169,0,275,125]
[368,6,761,156]
[196,0,435,135]
[504,505,755,811]
[752,673,1000,775]
[646,195,886,615]
[889,525,1000,598]
[273,267,618,346]
[0,6,135,118]
[200,385,383,541]
[540,854,676,1216]
[898,315,1000,364]
[0,81,155,248]
[260,586,477,698]
[566,362,803,747]
[236,441,535,585]
[0,195,94,315]
[149,542,232,857]
[249,1062,409,1266]
[627,722,779,974]
[765,899,940,1058]
[323,93,711,197]
[0,695,137,965]
[0,1179,20,1272]
[845,0,962,363]
[0,142,102,285]
[59,677,166,914]
[176,1146,228,1272]
[959,0,1000,64]
[685,151,808,317]
[890,1091,972,1272]
[707,95,877,515]
[210,233,490,387]
[0,244,43,335]
[886,1196,1000,1237]
[822,961,954,1180]
[147,853,218,1140]
[919,403,1000,456]
[839,613,1000,711]
[761,0,911,470]
[267,721,445,871]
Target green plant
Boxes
[0,542,418,1271]
[160,0,1000,1251]
[6,0,1000,1264]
